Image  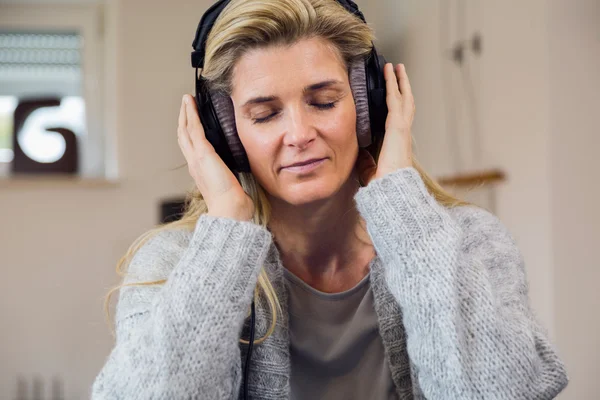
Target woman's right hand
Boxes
[178,94,255,222]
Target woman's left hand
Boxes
[356,63,415,185]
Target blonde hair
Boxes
[104,0,470,343]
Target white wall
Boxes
[0,0,210,398]
[549,0,600,398]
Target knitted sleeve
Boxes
[91,214,272,400]
[354,167,568,399]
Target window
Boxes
[0,97,14,163]
[0,3,115,179]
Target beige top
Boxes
[285,268,398,400]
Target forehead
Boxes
[230,38,348,99]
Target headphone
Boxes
[190,1,388,398]
[191,0,388,174]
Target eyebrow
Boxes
[241,79,343,108]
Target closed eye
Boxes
[313,102,336,110]
[252,102,338,124]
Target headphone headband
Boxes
[191,0,230,68]
[191,0,367,68]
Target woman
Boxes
[92,0,568,398]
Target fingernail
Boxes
[183,95,189,105]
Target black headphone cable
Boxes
[243,299,256,400]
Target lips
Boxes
[280,158,327,173]
[283,158,325,169]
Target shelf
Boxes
[0,175,120,189]
[437,168,506,188]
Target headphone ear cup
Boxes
[365,51,388,142]
[209,90,251,172]
[348,59,372,147]
[195,77,241,171]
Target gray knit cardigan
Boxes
[92,167,568,399]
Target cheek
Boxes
[324,101,358,154]
[330,104,360,177]
[236,122,278,175]
[239,127,270,155]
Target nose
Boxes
[282,104,316,150]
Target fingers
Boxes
[184,94,205,146]
[395,64,413,98]
[385,63,413,98]
[178,93,221,175]
[384,63,401,106]
[177,97,193,156]
[178,94,212,157]
[384,63,415,120]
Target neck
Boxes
[267,175,374,293]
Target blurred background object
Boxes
[0,31,83,173]
[160,196,186,224]
[0,0,597,398]
[11,97,79,175]
[0,13,112,180]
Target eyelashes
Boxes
[252,101,338,125]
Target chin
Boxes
[276,175,348,206]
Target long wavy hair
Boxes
[104,0,470,343]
